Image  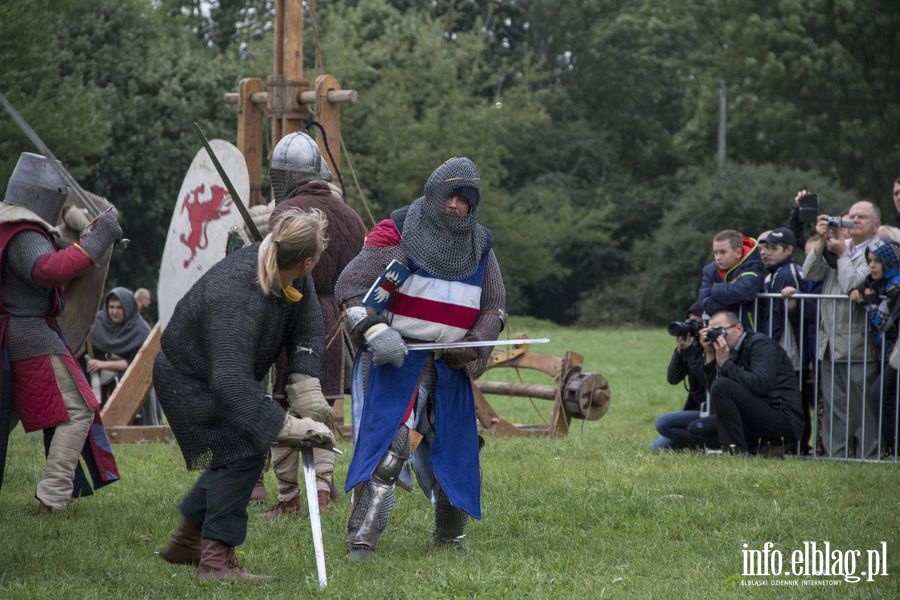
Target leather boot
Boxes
[36,497,72,514]
[250,476,267,503]
[433,483,467,549]
[259,496,303,519]
[196,539,276,583]
[318,489,333,511]
[159,518,202,565]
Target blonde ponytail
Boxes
[257,207,328,296]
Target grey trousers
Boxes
[820,357,878,458]
[270,445,335,501]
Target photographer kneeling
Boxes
[651,303,707,451]
[700,310,804,456]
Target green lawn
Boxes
[1,318,897,598]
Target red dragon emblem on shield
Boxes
[179,183,233,268]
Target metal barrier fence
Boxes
[750,292,898,462]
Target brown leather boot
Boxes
[159,518,202,565]
[196,539,276,583]
[259,496,303,519]
[317,489,333,511]
[250,476,267,503]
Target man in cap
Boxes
[257,131,368,518]
[757,227,810,452]
[0,152,122,511]
[756,227,804,346]
[335,156,506,561]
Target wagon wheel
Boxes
[562,371,611,421]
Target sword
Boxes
[301,445,328,587]
[192,122,263,242]
[0,91,129,247]
[407,338,550,351]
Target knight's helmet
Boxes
[4,152,69,224]
[269,132,332,203]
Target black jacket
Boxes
[667,341,706,411]
[757,258,803,344]
[703,331,803,437]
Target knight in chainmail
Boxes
[335,157,506,561]
[0,152,123,512]
[155,207,336,583]
[257,131,368,520]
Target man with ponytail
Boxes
[154,207,334,583]
[336,157,507,561]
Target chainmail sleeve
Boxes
[466,249,506,379]
[287,274,326,380]
[5,230,55,284]
[335,244,407,309]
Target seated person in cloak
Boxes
[88,286,160,424]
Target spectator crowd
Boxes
[653,183,900,461]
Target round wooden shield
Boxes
[157,140,250,330]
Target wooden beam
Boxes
[100,323,160,426]
[224,89,359,106]
[475,380,557,400]
[106,425,174,444]
[279,0,307,137]
[471,382,529,436]
[314,74,343,178]
[237,77,266,207]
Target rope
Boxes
[303,0,376,228]
[309,0,324,71]
[339,138,378,228]
[503,316,551,429]
[302,118,345,192]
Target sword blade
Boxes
[407,338,550,351]
[301,445,327,587]
[0,91,102,217]
[192,122,263,242]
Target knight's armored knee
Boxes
[433,482,467,549]
[347,426,410,554]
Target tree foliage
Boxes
[0,0,896,324]
[1,0,248,289]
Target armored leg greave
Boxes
[433,481,467,548]
[347,426,410,552]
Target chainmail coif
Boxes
[401,157,490,280]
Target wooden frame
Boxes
[473,345,611,438]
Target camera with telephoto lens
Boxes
[704,326,728,342]
[667,319,702,338]
[826,216,854,229]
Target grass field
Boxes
[1,317,897,598]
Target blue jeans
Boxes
[651,410,701,450]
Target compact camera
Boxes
[826,216,854,229]
[667,319,701,338]
[704,326,728,342]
